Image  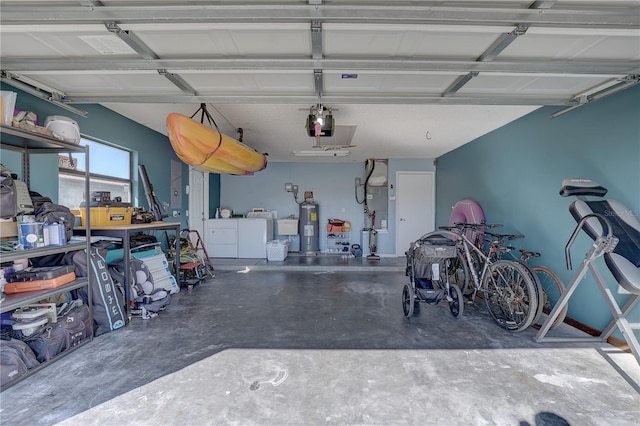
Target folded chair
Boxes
[536,178,640,365]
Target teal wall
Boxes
[436,85,640,334]
[0,83,194,229]
[208,173,221,219]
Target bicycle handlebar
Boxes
[519,249,541,259]
[484,231,525,241]
[439,222,503,231]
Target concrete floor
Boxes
[1,255,638,425]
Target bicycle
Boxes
[519,250,567,329]
[483,231,567,330]
[440,222,501,298]
[429,226,539,332]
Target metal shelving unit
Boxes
[0,124,92,390]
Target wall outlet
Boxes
[172,210,180,217]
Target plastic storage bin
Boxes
[267,240,289,261]
[79,206,132,226]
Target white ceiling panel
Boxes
[324,72,457,94]
[22,72,182,95]
[180,72,313,93]
[1,1,638,164]
[324,24,513,58]
[502,32,640,60]
[123,25,311,57]
[1,30,134,58]
[461,74,622,96]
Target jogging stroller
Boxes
[402,233,464,318]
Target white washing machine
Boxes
[241,212,274,258]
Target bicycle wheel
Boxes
[532,265,567,329]
[448,250,470,296]
[402,283,416,318]
[482,260,538,332]
[448,284,464,318]
[517,261,545,327]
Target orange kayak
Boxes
[166,113,267,175]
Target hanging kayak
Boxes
[166,113,267,175]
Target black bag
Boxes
[29,191,53,212]
[72,247,127,336]
[23,301,92,363]
[1,172,17,219]
[34,201,76,242]
[0,338,40,387]
[130,233,158,248]
[131,207,153,224]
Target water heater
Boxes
[299,200,319,254]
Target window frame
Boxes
[58,135,133,208]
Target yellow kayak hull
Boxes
[166,113,267,175]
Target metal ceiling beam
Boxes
[0,72,88,117]
[478,24,529,62]
[443,24,529,96]
[106,22,197,95]
[105,22,159,60]
[314,69,324,97]
[529,1,557,9]
[311,21,324,97]
[4,57,637,76]
[158,70,197,96]
[310,20,323,60]
[1,4,638,29]
[60,93,577,106]
[551,74,640,118]
[442,72,479,97]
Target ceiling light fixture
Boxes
[293,150,350,157]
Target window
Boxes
[58,137,132,208]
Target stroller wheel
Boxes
[448,284,464,318]
[402,283,416,318]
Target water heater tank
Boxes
[299,201,319,254]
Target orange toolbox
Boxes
[3,271,76,294]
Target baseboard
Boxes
[563,316,630,352]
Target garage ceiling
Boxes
[1,1,639,163]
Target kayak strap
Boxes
[190,103,224,166]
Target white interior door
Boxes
[188,167,209,243]
[396,171,435,256]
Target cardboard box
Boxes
[0,218,18,238]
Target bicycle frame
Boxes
[429,228,532,315]
[426,229,493,300]
[430,224,540,331]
